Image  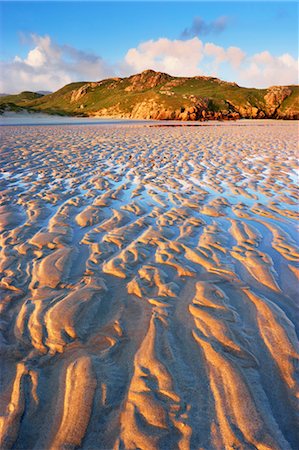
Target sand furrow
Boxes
[0,121,298,449]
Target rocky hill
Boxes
[1,70,298,120]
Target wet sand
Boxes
[0,120,298,449]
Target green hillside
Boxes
[1,70,298,119]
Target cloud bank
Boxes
[124,37,298,88]
[0,34,114,93]
[1,34,298,93]
[124,38,205,77]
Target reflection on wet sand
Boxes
[0,121,298,450]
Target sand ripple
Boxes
[0,121,298,449]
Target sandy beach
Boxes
[0,120,298,449]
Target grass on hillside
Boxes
[0,73,297,117]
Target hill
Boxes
[1,70,298,119]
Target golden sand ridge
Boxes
[0,120,298,450]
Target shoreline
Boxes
[1,112,298,127]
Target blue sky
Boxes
[0,1,298,92]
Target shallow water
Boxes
[0,121,298,450]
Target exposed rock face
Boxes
[125,70,172,92]
[264,86,292,116]
[70,83,99,103]
[93,101,241,121]
[226,102,265,119]
[185,108,240,121]
[277,106,299,120]
[225,88,298,119]
[130,100,170,119]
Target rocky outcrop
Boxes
[264,86,292,116]
[224,86,297,119]
[130,99,163,119]
[125,70,172,92]
[92,101,240,121]
[276,107,299,120]
[224,100,264,119]
[177,106,240,121]
[70,83,99,103]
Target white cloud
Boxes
[1,34,298,93]
[124,38,204,77]
[239,51,298,87]
[124,37,298,88]
[226,47,246,69]
[0,34,114,93]
[204,42,227,64]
